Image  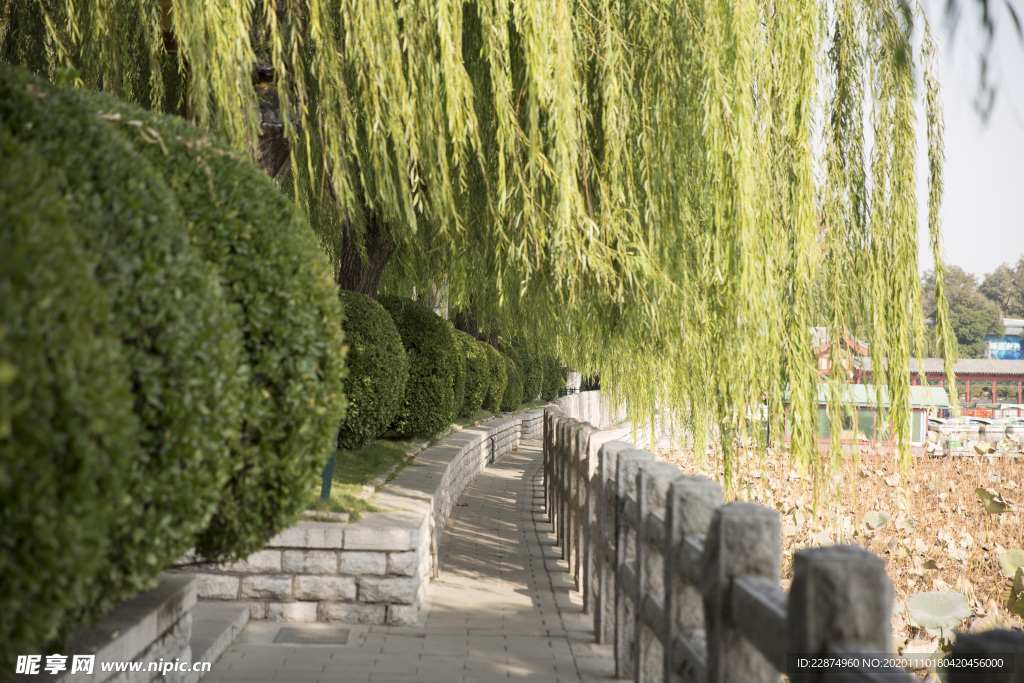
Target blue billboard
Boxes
[984,334,1024,359]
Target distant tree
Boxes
[923,265,1003,357]
[979,256,1024,318]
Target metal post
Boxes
[320,430,339,502]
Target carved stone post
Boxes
[584,431,619,615]
[665,476,723,683]
[701,503,780,683]
[614,449,656,679]
[788,545,893,683]
[635,462,683,683]
[595,440,633,644]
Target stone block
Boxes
[339,551,387,575]
[268,521,344,549]
[247,601,267,620]
[387,552,418,577]
[344,517,417,551]
[294,575,356,601]
[320,602,386,624]
[267,601,318,622]
[387,604,419,626]
[282,549,337,574]
[195,574,240,601]
[239,575,293,600]
[359,577,418,604]
[224,550,281,574]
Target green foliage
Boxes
[0,128,139,672]
[4,0,957,487]
[922,266,1003,358]
[455,331,489,417]
[87,92,347,560]
[336,291,408,450]
[500,355,524,412]
[481,343,508,412]
[0,67,247,613]
[502,337,544,403]
[979,258,1024,318]
[378,296,459,438]
[541,356,566,401]
[450,323,467,423]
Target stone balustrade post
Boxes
[635,462,684,683]
[614,449,657,679]
[595,440,634,644]
[665,476,723,683]
[947,630,1024,683]
[702,503,780,683]
[573,424,597,589]
[584,431,619,615]
[787,545,894,683]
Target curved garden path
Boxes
[200,439,622,683]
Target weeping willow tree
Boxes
[1,0,955,494]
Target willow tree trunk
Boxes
[335,217,397,297]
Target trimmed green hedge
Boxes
[450,323,467,423]
[89,91,347,560]
[0,129,140,672]
[378,296,460,438]
[336,291,408,449]
[455,331,489,417]
[541,356,566,400]
[481,343,508,412]
[500,354,524,411]
[0,68,248,613]
[505,340,543,402]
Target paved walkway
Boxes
[200,439,622,683]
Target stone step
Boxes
[184,602,249,683]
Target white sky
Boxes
[916,1,1024,280]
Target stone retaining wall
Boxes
[39,576,197,683]
[182,411,542,626]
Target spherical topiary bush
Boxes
[481,342,508,412]
[0,129,139,670]
[512,343,544,402]
[87,90,347,560]
[541,356,565,400]
[336,290,408,449]
[455,330,489,417]
[0,67,247,613]
[449,322,467,422]
[378,296,460,438]
[500,354,524,411]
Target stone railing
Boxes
[182,412,538,626]
[545,390,1024,683]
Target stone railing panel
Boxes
[542,390,1024,683]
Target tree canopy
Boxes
[1,0,955,490]
[980,257,1024,319]
[923,266,1003,358]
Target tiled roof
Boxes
[858,356,1024,376]
[814,384,950,408]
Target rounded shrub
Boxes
[541,356,567,400]
[510,342,544,403]
[336,290,408,450]
[481,342,508,412]
[500,354,524,411]
[88,90,348,560]
[378,296,460,438]
[0,128,139,670]
[0,67,247,613]
[449,323,467,423]
[454,330,489,417]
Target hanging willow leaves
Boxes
[0,0,953,490]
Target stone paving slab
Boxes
[198,440,626,683]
